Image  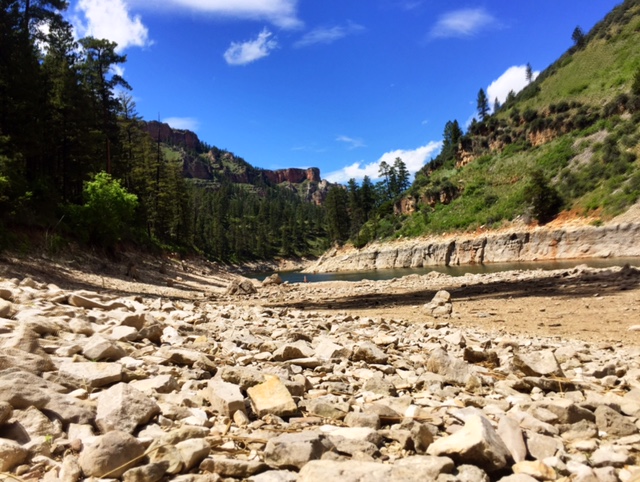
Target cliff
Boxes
[305,221,640,273]
[144,121,200,152]
[142,121,331,203]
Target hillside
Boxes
[344,0,640,245]
[142,121,334,205]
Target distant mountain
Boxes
[142,121,334,205]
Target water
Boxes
[249,257,640,284]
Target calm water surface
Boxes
[250,257,640,284]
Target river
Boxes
[249,257,640,284]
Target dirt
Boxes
[1,250,639,347]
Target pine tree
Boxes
[477,88,490,121]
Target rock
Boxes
[249,470,298,482]
[0,437,28,471]
[122,462,168,482]
[512,460,556,481]
[595,404,638,436]
[226,279,257,295]
[96,383,160,434]
[513,350,564,377]
[497,416,527,463]
[0,299,13,317]
[176,438,211,470]
[0,369,95,424]
[247,376,298,418]
[344,412,380,429]
[59,361,123,388]
[427,415,511,471]
[351,342,388,365]
[298,459,435,482]
[264,431,329,470]
[68,293,126,310]
[205,380,246,417]
[424,290,453,317]
[314,340,351,360]
[202,456,268,478]
[78,430,145,478]
[0,401,12,424]
[82,334,127,361]
[426,347,472,385]
[262,274,283,286]
[131,374,179,394]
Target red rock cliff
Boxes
[144,121,200,152]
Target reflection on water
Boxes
[249,257,640,284]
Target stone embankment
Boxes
[306,222,640,273]
[1,268,640,481]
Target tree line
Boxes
[0,0,326,260]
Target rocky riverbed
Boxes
[1,255,640,481]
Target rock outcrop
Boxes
[307,222,640,273]
[1,271,640,481]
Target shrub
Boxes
[77,172,138,248]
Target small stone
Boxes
[247,376,298,418]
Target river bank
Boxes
[304,214,640,274]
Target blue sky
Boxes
[68,0,621,183]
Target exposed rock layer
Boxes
[307,222,640,273]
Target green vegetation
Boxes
[2,0,640,260]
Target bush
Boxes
[77,172,138,248]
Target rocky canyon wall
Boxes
[306,222,640,273]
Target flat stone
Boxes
[249,470,298,482]
[264,431,329,470]
[59,361,123,389]
[247,376,298,418]
[131,375,179,394]
[298,460,436,482]
[202,456,269,478]
[513,350,564,377]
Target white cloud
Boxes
[224,29,277,65]
[138,0,302,29]
[336,135,366,150]
[487,65,540,108]
[294,22,365,48]
[430,8,497,39]
[325,141,442,183]
[74,0,150,52]
[163,117,200,131]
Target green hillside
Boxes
[362,0,640,241]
